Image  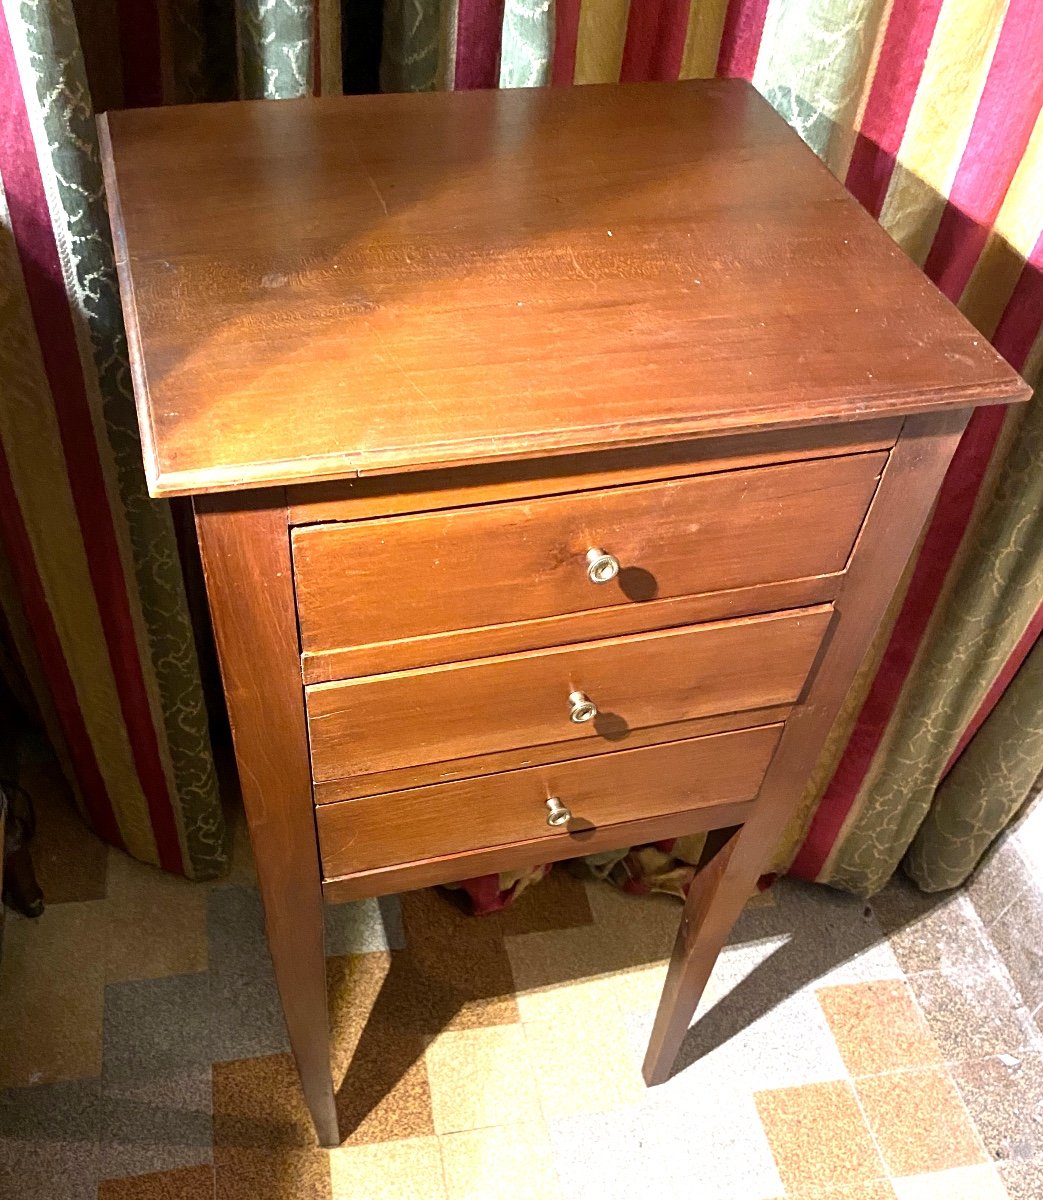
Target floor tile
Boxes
[213,1053,323,1150]
[909,965,1041,1063]
[98,1164,216,1199]
[441,1121,562,1200]
[758,882,904,989]
[327,951,394,1072]
[998,1157,1043,1200]
[817,979,942,1076]
[325,894,405,955]
[329,1135,446,1199]
[704,883,903,1038]
[582,876,680,967]
[988,888,1043,1016]
[966,838,1029,926]
[487,864,594,935]
[7,809,1042,1200]
[632,978,849,1092]
[781,1183,897,1199]
[855,1067,987,1176]
[214,1147,331,1200]
[398,890,519,1031]
[870,884,995,975]
[105,850,208,983]
[549,1087,783,1200]
[754,1080,884,1193]
[515,968,625,1027]
[504,923,626,1023]
[951,1053,1043,1161]
[326,953,435,1146]
[890,1163,1009,1199]
[207,887,289,1061]
[0,901,107,1087]
[101,973,212,1179]
[20,760,108,904]
[523,1004,645,1118]
[694,929,793,1012]
[0,1077,101,1200]
[868,876,941,934]
[426,1024,541,1134]
[598,960,669,1013]
[1008,794,1043,876]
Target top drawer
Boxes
[293,451,883,671]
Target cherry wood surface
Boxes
[317,725,782,880]
[193,491,338,1146]
[322,795,760,904]
[98,81,1026,497]
[293,452,883,659]
[312,703,794,804]
[305,606,832,784]
[286,419,902,526]
[301,576,840,684]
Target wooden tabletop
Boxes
[99,80,1027,497]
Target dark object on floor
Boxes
[1,779,45,918]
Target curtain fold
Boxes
[0,0,226,877]
[2,0,1039,898]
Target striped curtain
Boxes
[0,1,222,879]
[2,1,1039,897]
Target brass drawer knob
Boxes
[546,797,572,826]
[586,547,620,584]
[568,690,598,723]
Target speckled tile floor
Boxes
[1,758,1041,1200]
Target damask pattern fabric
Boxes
[0,0,226,878]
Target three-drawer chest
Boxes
[99,79,1028,1145]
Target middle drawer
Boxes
[306,604,831,786]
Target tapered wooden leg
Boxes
[646,823,768,1083]
[258,863,340,1147]
[643,828,747,1083]
[196,492,340,1147]
[645,410,971,1085]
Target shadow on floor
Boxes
[326,866,962,1138]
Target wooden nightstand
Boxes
[99,80,1028,1147]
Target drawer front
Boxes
[306,605,830,784]
[293,452,883,661]
[317,724,783,879]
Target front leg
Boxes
[195,491,339,1147]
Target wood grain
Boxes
[194,491,338,1146]
[286,419,902,525]
[305,605,832,783]
[301,576,841,684]
[322,798,759,903]
[312,703,795,803]
[293,452,884,660]
[642,409,972,1085]
[317,724,782,880]
[98,81,1027,498]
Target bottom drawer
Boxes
[318,723,783,881]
